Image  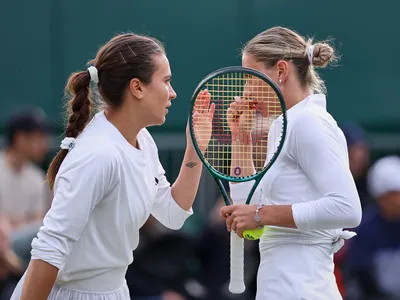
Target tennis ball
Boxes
[243,227,265,240]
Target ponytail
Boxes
[46,70,93,189]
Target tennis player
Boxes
[221,26,362,299]
[10,33,214,300]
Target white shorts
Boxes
[256,243,342,300]
[10,275,130,300]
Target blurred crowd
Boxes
[0,107,399,300]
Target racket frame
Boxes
[189,66,287,205]
[188,66,288,294]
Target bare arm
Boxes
[228,99,256,180]
[21,260,58,300]
[151,91,215,228]
[259,205,296,228]
[171,148,203,211]
[230,132,255,178]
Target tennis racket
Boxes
[189,66,287,294]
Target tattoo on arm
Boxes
[185,162,197,168]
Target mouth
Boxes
[165,103,172,114]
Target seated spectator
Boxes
[0,107,51,230]
[347,156,400,300]
[0,108,51,299]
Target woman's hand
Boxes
[220,204,259,238]
[226,97,255,145]
[190,89,215,153]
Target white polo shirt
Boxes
[230,94,362,249]
[30,110,192,292]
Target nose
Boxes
[243,80,252,99]
[169,86,177,100]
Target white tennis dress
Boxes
[10,111,193,300]
[230,94,362,300]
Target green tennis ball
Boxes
[243,227,265,240]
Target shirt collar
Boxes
[286,93,327,117]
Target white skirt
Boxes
[256,242,343,300]
[10,275,131,300]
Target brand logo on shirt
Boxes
[155,177,159,185]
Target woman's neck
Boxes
[283,82,312,110]
[104,109,143,149]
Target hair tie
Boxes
[307,45,315,65]
[87,66,99,84]
[60,137,76,151]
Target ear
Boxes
[276,60,289,84]
[129,78,144,100]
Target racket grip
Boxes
[229,231,246,294]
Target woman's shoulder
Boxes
[60,135,121,174]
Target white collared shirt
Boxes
[30,111,192,292]
[230,94,362,247]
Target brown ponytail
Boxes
[46,70,93,189]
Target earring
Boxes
[279,79,282,84]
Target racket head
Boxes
[189,66,287,183]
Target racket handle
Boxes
[229,231,246,294]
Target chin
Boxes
[152,116,166,126]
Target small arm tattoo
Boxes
[186,162,197,168]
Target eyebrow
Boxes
[164,75,172,80]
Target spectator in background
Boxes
[0,107,50,231]
[335,121,372,298]
[347,156,400,300]
[340,121,372,209]
[0,107,51,299]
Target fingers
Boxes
[226,215,234,232]
[229,97,254,114]
[194,91,203,112]
[208,102,215,119]
[194,89,212,114]
[202,89,211,114]
[220,205,236,218]
[236,225,244,238]
[226,216,244,238]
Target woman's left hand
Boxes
[189,89,215,153]
[220,204,260,238]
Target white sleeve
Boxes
[30,149,117,269]
[289,114,362,230]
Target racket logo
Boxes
[234,166,242,176]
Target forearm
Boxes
[21,259,58,300]
[291,194,361,230]
[259,205,297,228]
[171,148,202,211]
[230,132,255,179]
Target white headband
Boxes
[60,137,75,151]
[87,66,99,84]
[307,45,315,65]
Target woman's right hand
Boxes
[226,96,255,137]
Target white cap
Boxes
[368,156,400,198]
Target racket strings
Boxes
[192,72,284,178]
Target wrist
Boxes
[232,132,252,145]
[254,203,265,228]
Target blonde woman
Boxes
[222,27,362,299]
